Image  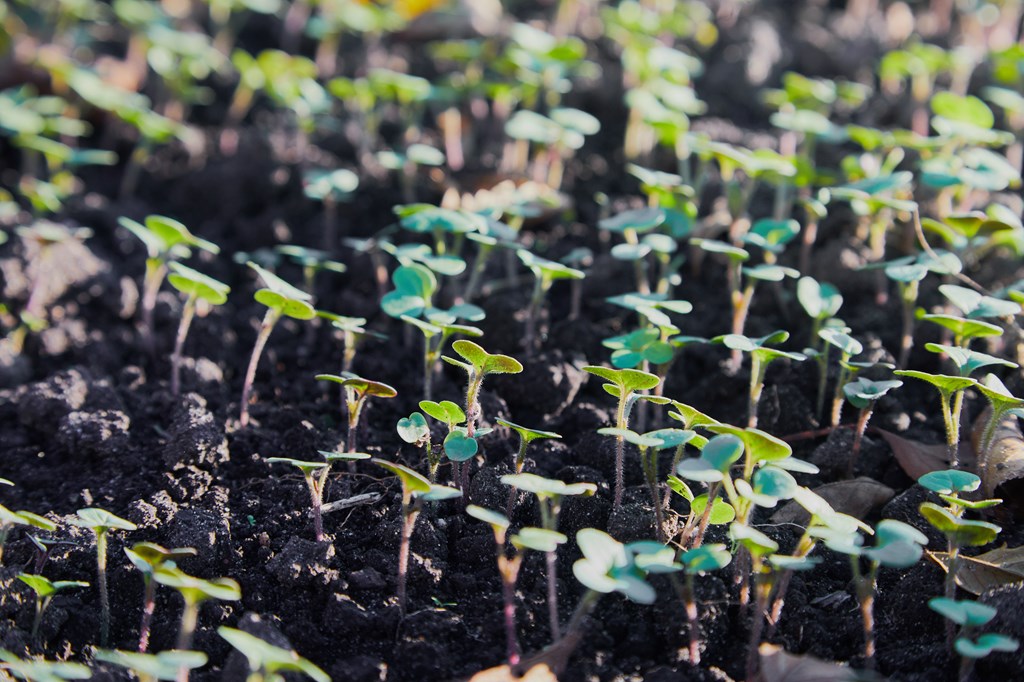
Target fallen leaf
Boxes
[772,478,895,526]
[927,547,1024,596]
[759,643,883,681]
[876,429,972,480]
[972,411,1024,516]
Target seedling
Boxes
[218,626,330,682]
[315,373,397,455]
[443,340,523,437]
[817,328,862,426]
[582,366,661,508]
[373,459,460,614]
[400,312,483,402]
[918,470,1002,612]
[894,370,978,467]
[496,418,562,476]
[153,566,241,652]
[397,412,433,479]
[796,276,843,349]
[267,452,369,541]
[0,504,55,565]
[975,374,1024,461]
[166,263,229,396]
[17,574,89,642]
[928,598,1019,680]
[125,543,198,652]
[502,473,596,638]
[599,208,666,295]
[70,508,137,646]
[96,649,208,682]
[416,400,467,476]
[467,506,566,669]
[714,332,805,428]
[321,314,384,375]
[678,544,731,664]
[377,144,446,202]
[239,263,316,427]
[300,169,358,251]
[517,250,584,353]
[275,245,347,298]
[821,519,927,664]
[842,378,903,476]
[119,215,219,350]
[0,649,90,681]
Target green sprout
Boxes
[70,508,137,646]
[96,649,208,682]
[377,144,446,203]
[17,574,89,642]
[443,340,524,438]
[125,543,198,653]
[400,312,483,403]
[119,215,218,351]
[517,250,585,354]
[467,506,566,669]
[315,373,397,455]
[0,504,55,565]
[239,263,316,427]
[714,332,805,428]
[373,459,461,615]
[496,418,562,476]
[268,451,369,542]
[894,370,978,468]
[300,168,358,251]
[584,366,661,508]
[218,626,330,682]
[275,245,347,299]
[975,374,1024,464]
[397,412,433,479]
[917,471,1002,612]
[821,519,927,664]
[166,263,229,396]
[321,314,385,375]
[153,566,241,653]
[678,544,730,664]
[842,378,903,476]
[599,208,666,295]
[0,649,90,682]
[928,598,1019,680]
[796,276,843,349]
[501,473,596,639]
[818,328,862,427]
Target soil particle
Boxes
[17,367,92,428]
[55,409,131,458]
[266,536,339,588]
[161,394,229,469]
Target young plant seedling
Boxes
[819,328,863,427]
[240,263,316,426]
[928,598,1019,680]
[96,649,208,682]
[917,470,1002,612]
[822,519,927,664]
[166,263,229,396]
[466,506,566,669]
[153,566,241,653]
[275,245,347,298]
[797,276,843,350]
[267,451,370,541]
[0,649,90,681]
[397,412,433,479]
[321,314,385,375]
[315,373,397,455]
[0,505,55,565]
[842,378,902,476]
[119,215,219,351]
[125,543,198,653]
[70,508,137,646]
[400,312,483,403]
[300,168,358,251]
[714,332,805,428]
[218,626,330,682]
[17,574,89,642]
[517,250,584,353]
[894,370,978,467]
[583,366,662,509]
[975,374,1024,465]
[443,340,523,437]
[501,473,596,638]
[496,418,562,476]
[373,459,460,614]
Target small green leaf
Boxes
[397,413,429,444]
[466,505,510,530]
[373,459,432,495]
[512,527,567,553]
[918,470,982,495]
[955,633,1019,659]
[928,597,997,627]
[682,544,731,573]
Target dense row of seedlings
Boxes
[3,0,1024,679]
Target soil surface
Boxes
[2,1,1024,681]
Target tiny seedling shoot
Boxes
[928,598,1019,681]
[714,332,805,429]
[267,451,369,541]
[124,542,198,653]
[315,373,397,456]
[842,377,902,476]
[373,459,460,614]
[166,263,229,396]
[17,574,89,642]
[218,626,330,682]
[443,340,524,437]
[153,566,241,653]
[240,262,316,426]
[96,649,208,682]
[70,508,137,647]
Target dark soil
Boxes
[2,1,1024,681]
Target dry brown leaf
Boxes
[759,643,883,681]
[971,411,1024,515]
[927,547,1024,596]
[467,664,557,682]
[772,478,895,526]
[876,429,972,480]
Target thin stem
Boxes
[97,530,110,647]
[748,354,764,429]
[170,293,198,396]
[613,392,627,509]
[501,558,522,668]
[239,308,282,427]
[940,390,960,467]
[683,574,701,663]
[691,482,720,549]
[546,550,560,639]
[306,472,325,542]
[140,260,167,354]
[397,502,420,615]
[138,577,156,652]
[848,406,874,478]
